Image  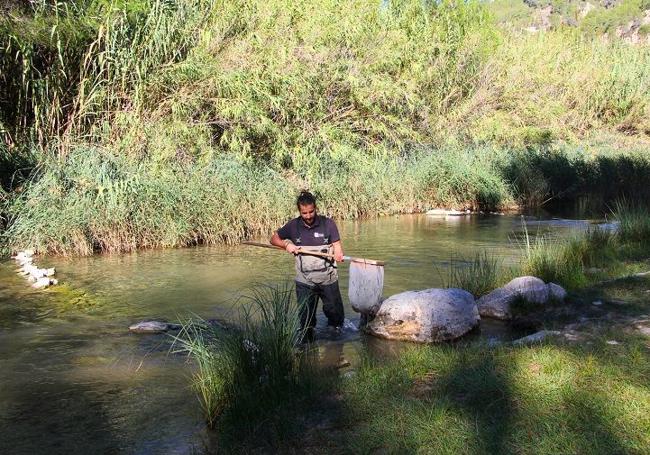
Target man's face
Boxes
[298,203,317,226]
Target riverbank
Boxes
[2,0,650,255]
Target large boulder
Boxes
[366,288,479,343]
[478,276,566,320]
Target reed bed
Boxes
[613,199,650,243]
[2,0,650,253]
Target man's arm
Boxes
[270,231,299,254]
[332,240,344,263]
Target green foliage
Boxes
[613,199,650,244]
[579,0,650,35]
[522,233,587,290]
[3,144,514,254]
[521,220,623,290]
[174,284,330,435]
[2,0,650,253]
[502,147,650,209]
[4,146,295,254]
[442,250,503,298]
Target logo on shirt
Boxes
[314,232,324,238]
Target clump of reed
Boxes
[3,144,513,255]
[3,147,295,255]
[612,199,650,243]
[442,251,503,298]
[173,284,325,430]
[521,221,619,289]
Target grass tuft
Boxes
[173,284,331,437]
[442,250,503,298]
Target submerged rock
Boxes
[366,288,479,343]
[129,321,181,333]
[512,330,561,346]
[478,277,567,320]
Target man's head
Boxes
[296,191,317,226]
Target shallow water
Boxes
[0,214,589,454]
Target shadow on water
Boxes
[0,379,121,455]
[503,149,650,217]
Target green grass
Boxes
[3,144,512,255]
[173,284,336,445]
[520,204,650,291]
[442,250,504,298]
[613,200,650,244]
[339,332,650,454]
[521,226,622,290]
[185,275,650,453]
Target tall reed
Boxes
[174,284,311,428]
[612,199,650,243]
[442,251,502,298]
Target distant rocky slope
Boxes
[490,0,650,44]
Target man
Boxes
[270,191,345,340]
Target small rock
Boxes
[504,276,549,304]
[129,321,175,333]
[547,282,567,301]
[342,370,356,379]
[592,300,603,306]
[512,330,561,346]
[563,331,582,342]
[336,359,351,369]
[478,287,517,320]
[32,277,53,289]
[606,340,620,345]
[446,210,468,216]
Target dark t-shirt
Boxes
[277,215,341,247]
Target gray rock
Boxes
[477,287,517,320]
[129,321,179,333]
[32,277,54,289]
[366,288,479,343]
[478,276,555,320]
[512,330,561,345]
[503,276,549,304]
[547,282,567,301]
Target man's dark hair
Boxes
[296,191,316,207]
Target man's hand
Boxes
[286,243,300,255]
